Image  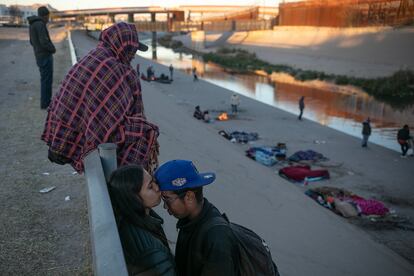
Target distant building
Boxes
[0,4,57,26]
[0,4,12,25]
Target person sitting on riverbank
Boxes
[147,65,155,81]
[154,73,172,84]
[397,124,412,157]
[42,22,159,174]
[108,165,175,275]
[193,106,203,120]
[203,110,211,123]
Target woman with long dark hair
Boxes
[109,165,175,275]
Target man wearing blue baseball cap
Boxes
[155,160,239,276]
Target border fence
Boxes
[279,0,414,27]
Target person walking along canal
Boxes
[169,64,174,81]
[28,6,56,109]
[397,124,412,157]
[298,96,305,120]
[361,118,372,148]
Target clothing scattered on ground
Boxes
[41,22,159,173]
[288,150,328,162]
[246,144,287,166]
[308,187,412,229]
[279,165,330,183]
[218,130,259,144]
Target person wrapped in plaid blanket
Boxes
[41,22,159,174]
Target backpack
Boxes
[202,213,280,276]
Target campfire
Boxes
[217,112,229,121]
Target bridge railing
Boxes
[171,19,275,32]
[84,19,276,32]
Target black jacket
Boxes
[28,16,56,59]
[397,128,410,141]
[118,211,175,276]
[175,198,239,276]
[362,121,371,135]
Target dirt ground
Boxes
[0,27,91,275]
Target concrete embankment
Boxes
[174,26,414,78]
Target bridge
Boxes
[53,5,279,32]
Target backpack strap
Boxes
[197,213,229,240]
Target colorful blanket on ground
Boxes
[230,131,259,143]
[279,165,330,182]
[218,130,259,143]
[288,150,328,162]
[305,186,390,217]
[246,145,287,166]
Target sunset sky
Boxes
[2,0,294,11]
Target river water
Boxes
[139,40,414,152]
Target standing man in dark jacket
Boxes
[28,6,56,109]
[361,118,372,148]
[155,160,240,276]
[397,124,412,157]
[298,96,305,120]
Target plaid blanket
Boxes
[42,22,159,173]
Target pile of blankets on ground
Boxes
[246,144,287,166]
[279,165,330,183]
[305,186,389,218]
[288,150,328,162]
[219,130,259,144]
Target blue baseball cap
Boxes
[155,160,216,191]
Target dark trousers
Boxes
[362,135,369,147]
[400,142,409,156]
[231,104,238,113]
[36,55,53,109]
[298,108,304,120]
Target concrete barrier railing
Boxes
[84,143,128,276]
